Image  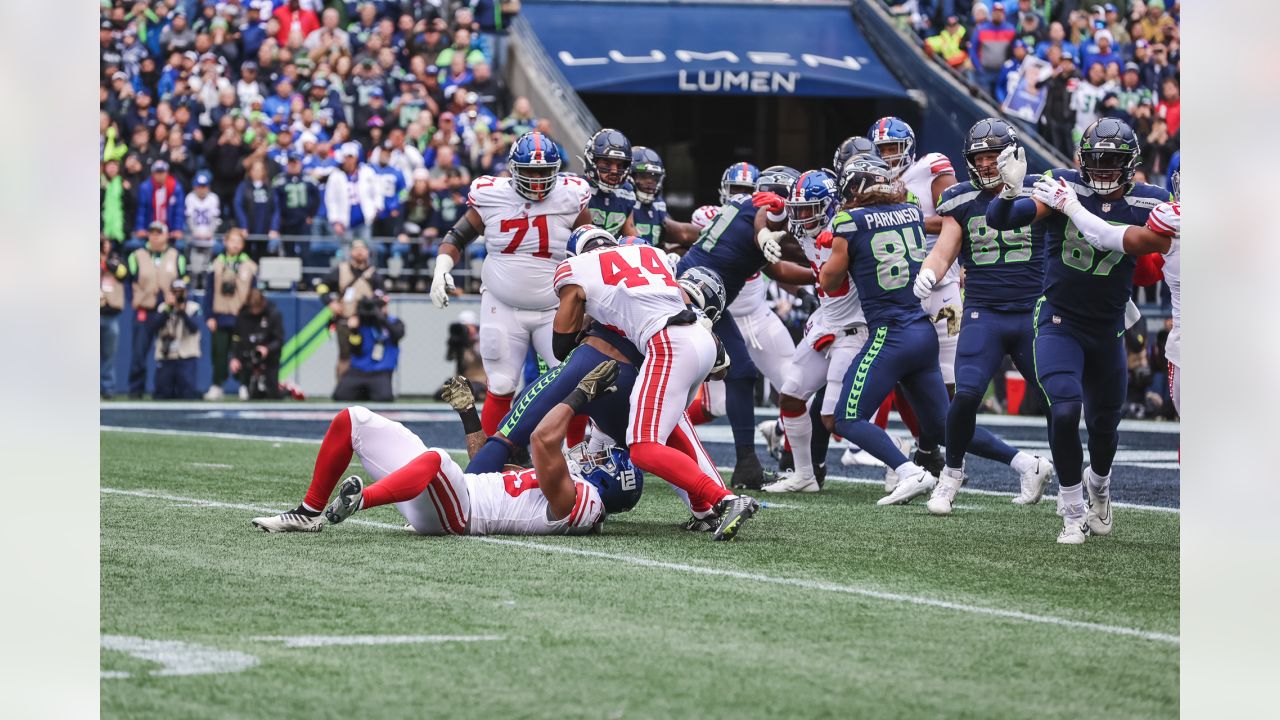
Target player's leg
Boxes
[833,326,926,486]
[1079,332,1128,537]
[1169,361,1180,416]
[766,335,829,492]
[1005,314,1055,504]
[527,308,587,444]
[468,349,578,473]
[477,292,533,436]
[1033,302,1090,544]
[251,407,358,532]
[668,414,727,526]
[713,315,766,489]
[741,304,795,390]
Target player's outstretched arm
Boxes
[551,284,587,361]
[1032,177,1175,255]
[817,234,850,294]
[763,259,817,285]
[661,215,701,247]
[441,376,486,459]
[916,215,963,299]
[529,360,620,520]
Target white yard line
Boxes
[250,635,504,648]
[101,487,1178,646]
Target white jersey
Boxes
[471,174,591,309]
[554,243,687,350]
[466,468,603,536]
[800,229,865,329]
[185,192,222,246]
[901,152,961,285]
[728,273,767,317]
[1152,201,1181,366]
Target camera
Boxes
[357,296,384,327]
[220,278,238,296]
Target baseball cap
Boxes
[412,168,430,182]
[171,278,188,291]
[1061,49,1077,63]
[310,77,329,89]
[242,60,258,71]
[1124,61,1141,73]
[199,52,217,63]
[111,70,128,81]
[1135,39,1150,48]
[1012,38,1027,51]
[151,159,169,173]
[368,86,384,98]
[991,1,1005,10]
[1104,3,1117,11]
[101,19,114,30]
[1148,0,1165,9]
[287,151,304,163]
[183,50,199,63]
[1096,29,1114,43]
[149,221,168,233]
[194,171,211,186]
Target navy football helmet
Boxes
[867,116,917,179]
[839,155,895,201]
[508,131,562,201]
[583,128,632,190]
[719,162,760,204]
[565,225,617,256]
[567,444,644,514]
[832,136,877,176]
[786,170,839,238]
[755,165,801,197]
[962,118,1019,191]
[677,266,727,325]
[631,146,665,204]
[1077,118,1141,193]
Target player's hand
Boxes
[996,146,1027,199]
[815,230,834,250]
[913,267,937,300]
[441,375,475,411]
[430,254,456,309]
[1032,176,1081,214]
[751,191,786,214]
[756,228,784,264]
[577,360,619,402]
[708,334,731,379]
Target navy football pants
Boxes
[945,306,1036,469]
[713,313,761,455]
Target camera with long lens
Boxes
[356,296,384,327]
[220,278,238,296]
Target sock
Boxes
[630,441,732,510]
[1010,451,1038,475]
[894,460,918,478]
[781,417,792,452]
[781,407,814,477]
[1085,466,1110,493]
[566,415,589,447]
[1058,482,1085,518]
[480,391,514,437]
[666,424,722,514]
[834,417,911,468]
[944,389,981,468]
[893,388,921,439]
[362,451,442,508]
[293,503,321,517]
[303,409,354,511]
[942,466,964,481]
[465,436,514,474]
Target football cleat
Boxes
[730,453,766,490]
[682,512,719,532]
[877,466,936,506]
[1084,468,1113,536]
[841,446,886,468]
[882,436,914,492]
[762,470,820,494]
[323,476,365,525]
[926,469,964,516]
[712,495,761,541]
[757,419,786,462]
[251,511,324,533]
[1012,456,1054,506]
[913,447,945,477]
[1057,517,1090,545]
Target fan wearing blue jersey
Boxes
[819,156,951,506]
[914,119,1055,515]
[986,118,1173,544]
[581,128,639,237]
[629,146,701,248]
[676,166,816,489]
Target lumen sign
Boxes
[556,50,870,95]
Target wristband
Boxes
[766,209,786,223]
[458,406,482,435]
[563,388,590,414]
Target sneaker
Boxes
[757,420,785,462]
[323,476,365,525]
[841,447,885,467]
[926,469,964,515]
[712,495,760,541]
[1012,456,1054,506]
[762,470,820,493]
[203,385,224,401]
[1056,493,1089,545]
[238,385,250,401]
[1084,468,1113,536]
[251,511,324,533]
[682,512,719,532]
[730,453,766,490]
[877,466,936,506]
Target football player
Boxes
[719,162,760,204]
[986,118,1173,544]
[582,128,639,237]
[819,156,951,506]
[629,146,701,248]
[677,166,817,489]
[429,131,594,436]
[764,170,868,494]
[553,230,759,540]
[914,118,1055,514]
[250,365,638,537]
[831,136,877,176]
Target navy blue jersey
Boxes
[1038,170,1171,329]
[831,203,929,326]
[676,196,764,304]
[935,179,1043,312]
[632,198,667,246]
[587,180,637,235]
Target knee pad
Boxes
[1049,401,1082,436]
[1038,371,1082,406]
[485,372,518,397]
[949,389,982,416]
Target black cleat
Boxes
[730,452,766,490]
[324,476,365,525]
[682,512,719,532]
[777,448,795,473]
[913,447,944,477]
[712,495,760,541]
[815,461,827,489]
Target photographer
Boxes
[332,293,405,402]
[445,309,486,389]
[203,229,258,400]
[315,239,385,378]
[153,279,203,400]
[230,289,285,400]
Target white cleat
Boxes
[1084,468,1113,536]
[1057,517,1089,545]
[841,447,886,467]
[324,476,365,525]
[757,420,785,461]
[1012,456,1054,506]
[762,470,820,493]
[877,466,936,506]
[252,511,324,533]
[881,436,914,492]
[203,385,224,401]
[926,470,964,515]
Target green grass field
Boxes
[101,430,1178,719]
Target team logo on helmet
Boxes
[786,170,839,238]
[567,444,644,514]
[677,266,727,325]
[631,146,666,204]
[565,225,618,256]
[719,162,760,204]
[508,131,562,201]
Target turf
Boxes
[101,430,1178,719]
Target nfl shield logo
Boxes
[970,311,979,319]
[1101,203,1112,212]
[1051,315,1062,324]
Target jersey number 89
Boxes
[871,226,928,291]
[967,217,1032,265]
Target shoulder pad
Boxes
[831,210,858,233]
[922,153,955,177]
[653,200,667,212]
[935,185,986,215]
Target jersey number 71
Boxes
[500,216,551,258]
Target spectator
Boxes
[101,159,132,245]
[1039,48,1078,157]
[374,126,426,178]
[925,16,973,74]
[996,38,1029,104]
[231,288,285,400]
[316,239,386,378]
[410,19,449,68]
[399,167,437,291]
[1116,62,1155,114]
[1103,3,1131,47]
[240,6,270,61]
[133,159,185,252]
[203,229,258,401]
[234,160,282,260]
[970,1,1017,97]
[440,53,473,97]
[499,96,537,138]
[1141,115,1177,189]
[153,279,203,400]
[1035,21,1076,63]
[1133,0,1178,45]
[305,76,347,127]
[101,238,128,399]
[1082,30,1122,74]
[434,27,487,70]
[465,61,506,116]
[263,78,295,122]
[121,87,158,140]
[371,150,407,241]
[161,125,196,189]
[353,86,391,146]
[332,293,404,402]
[304,7,352,61]
[185,171,223,276]
[1015,8,1045,48]
[1156,76,1181,135]
[236,61,265,106]
[274,0,321,47]
[1072,61,1117,142]
[126,222,187,399]
[324,142,383,244]
[274,152,322,255]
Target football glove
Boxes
[756,228,784,264]
[996,146,1027,200]
[931,304,962,337]
[1032,176,1081,215]
[430,254,456,309]
[440,376,475,412]
[751,191,786,214]
[815,230,835,250]
[913,267,937,300]
[577,360,620,402]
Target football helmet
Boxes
[677,266,727,325]
[567,444,644,514]
[690,204,720,230]
[839,155,896,201]
[565,225,618,256]
[719,162,760,204]
[755,165,801,197]
[508,131,562,201]
[1077,118,1141,193]
[786,170,839,238]
[582,128,633,190]
[867,116,917,179]
[832,136,877,176]
[962,118,1019,191]
[631,146,665,204]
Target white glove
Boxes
[665,251,683,275]
[996,146,1027,199]
[1124,299,1142,330]
[430,254,456,309]
[1032,176,1082,215]
[756,228,784,264]
[913,267,937,300]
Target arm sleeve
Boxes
[1064,203,1129,253]
[985,195,1038,230]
